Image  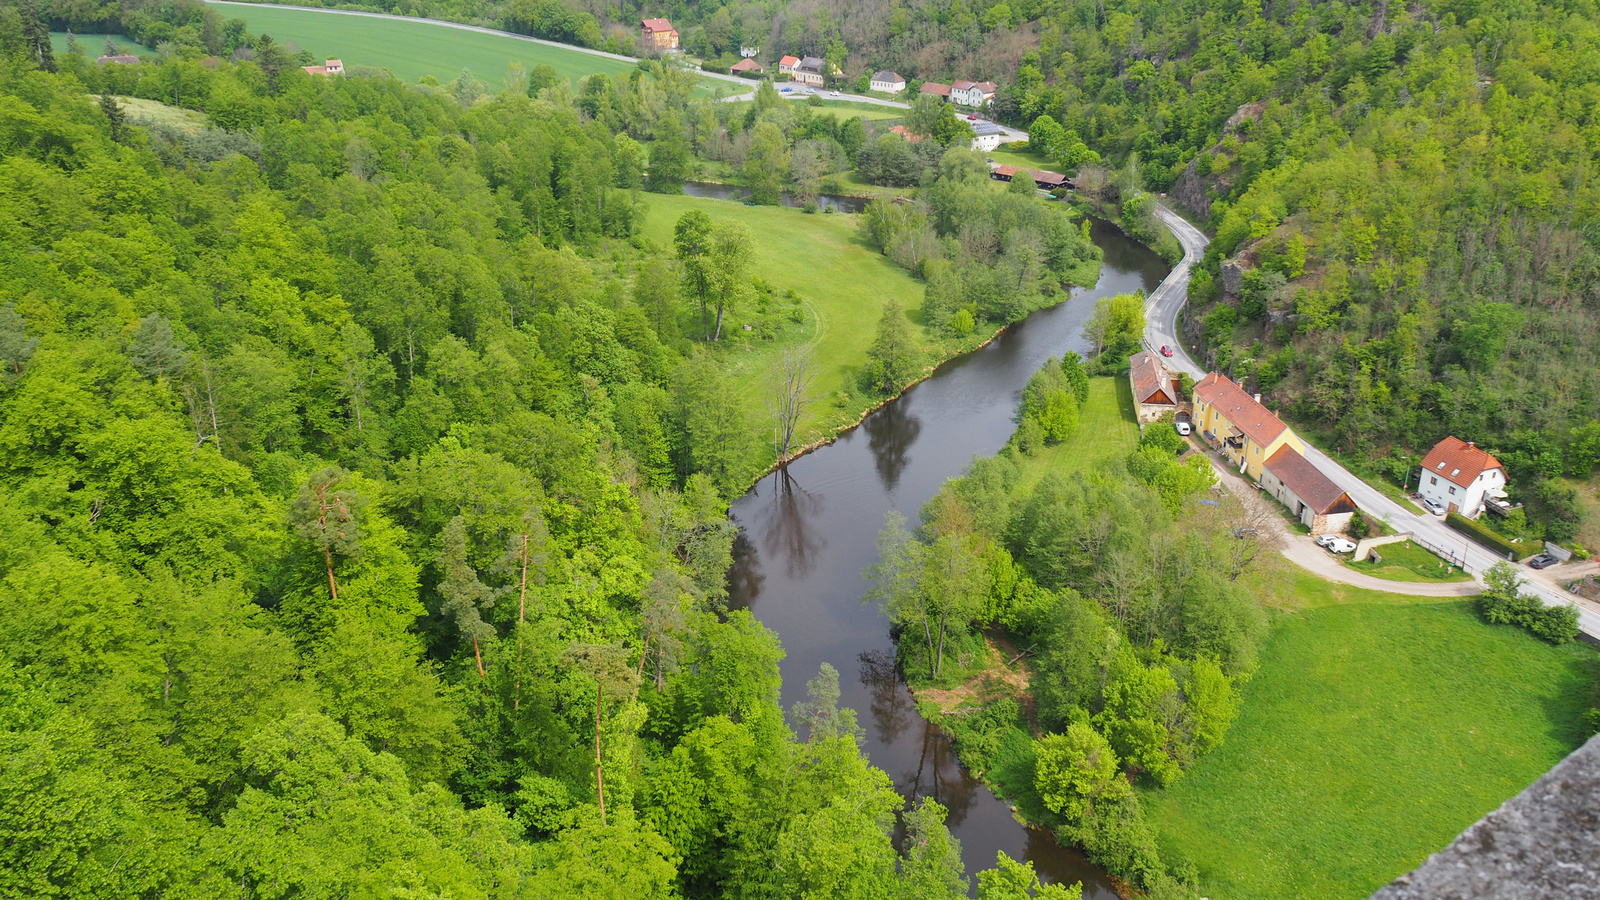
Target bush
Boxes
[1477,562,1581,644]
[1446,511,1523,558]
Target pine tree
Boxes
[866,299,921,395]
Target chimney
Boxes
[1253,393,1261,403]
[1467,441,1475,448]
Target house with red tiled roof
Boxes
[1128,350,1178,422]
[302,58,344,76]
[1191,371,1304,479]
[778,55,800,77]
[730,58,762,75]
[1262,445,1357,533]
[641,17,679,51]
[1418,436,1507,518]
[920,81,952,99]
[951,80,997,107]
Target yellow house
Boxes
[1191,372,1304,479]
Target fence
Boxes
[1410,533,1478,577]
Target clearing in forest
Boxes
[1143,574,1600,900]
[196,4,638,90]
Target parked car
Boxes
[1160,344,1175,358]
[780,87,792,93]
[1529,553,1558,569]
[1316,534,1357,553]
[1175,420,1191,436]
[1420,496,1447,516]
[830,90,840,96]
[967,114,979,120]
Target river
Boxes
[725,218,1170,894]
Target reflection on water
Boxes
[726,218,1168,896]
[863,392,922,493]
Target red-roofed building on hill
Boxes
[1419,436,1508,519]
[1192,371,1303,479]
[920,81,952,99]
[641,18,679,51]
[778,55,800,77]
[1128,349,1178,422]
[730,58,763,75]
[302,58,344,76]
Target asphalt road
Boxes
[1146,202,1600,637]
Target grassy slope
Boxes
[1145,573,1599,900]
[50,33,147,57]
[987,144,1060,171]
[194,5,636,91]
[638,194,933,446]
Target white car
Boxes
[1420,496,1447,516]
[1315,534,1357,554]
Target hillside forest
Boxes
[0,7,1112,899]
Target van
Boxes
[1175,420,1191,436]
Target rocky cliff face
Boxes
[1167,100,1268,220]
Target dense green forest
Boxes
[0,8,1110,897]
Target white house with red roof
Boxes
[778,55,800,76]
[951,80,997,107]
[302,59,344,76]
[1418,436,1507,519]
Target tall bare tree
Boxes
[763,345,815,464]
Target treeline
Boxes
[857,142,1101,339]
[0,24,1068,900]
[868,364,1271,898]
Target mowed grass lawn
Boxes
[1145,573,1600,900]
[1350,539,1474,583]
[201,3,636,91]
[639,193,926,440]
[1013,376,1140,490]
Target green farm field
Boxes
[1144,574,1600,900]
[199,3,640,91]
[639,193,931,445]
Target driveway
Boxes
[1147,201,1600,635]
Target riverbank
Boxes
[636,192,1105,495]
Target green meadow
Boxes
[1144,575,1599,900]
[196,3,640,91]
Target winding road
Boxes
[1147,201,1600,637]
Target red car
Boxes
[967,115,978,120]
[1160,345,1174,357]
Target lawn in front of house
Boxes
[1143,574,1599,900]
[1350,538,1475,583]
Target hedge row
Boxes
[1446,511,1527,559]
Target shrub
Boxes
[1445,511,1522,558]
[1477,562,1581,644]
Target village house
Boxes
[640,18,679,51]
[730,58,762,75]
[1127,350,1179,423]
[969,120,1003,152]
[1191,372,1303,479]
[951,80,997,107]
[1418,436,1508,519]
[989,164,1070,190]
[1261,446,1358,534]
[778,55,800,77]
[739,46,760,58]
[793,55,828,85]
[301,58,344,76]
[870,70,906,93]
[920,81,952,100]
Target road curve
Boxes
[1146,201,1600,637]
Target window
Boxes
[1254,446,1259,455]
[1436,461,1446,470]
[1451,468,1460,477]
[1448,486,1457,496]
[1430,476,1437,486]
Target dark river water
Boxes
[725,218,1169,894]
[684,179,870,213]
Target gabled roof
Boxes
[730,58,762,71]
[779,55,800,66]
[797,55,825,72]
[872,70,903,82]
[973,81,998,93]
[953,80,976,90]
[325,59,343,67]
[971,121,1001,135]
[1422,436,1504,488]
[1193,372,1289,448]
[641,17,675,32]
[920,82,951,96]
[1128,350,1176,406]
[1264,446,1356,515]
